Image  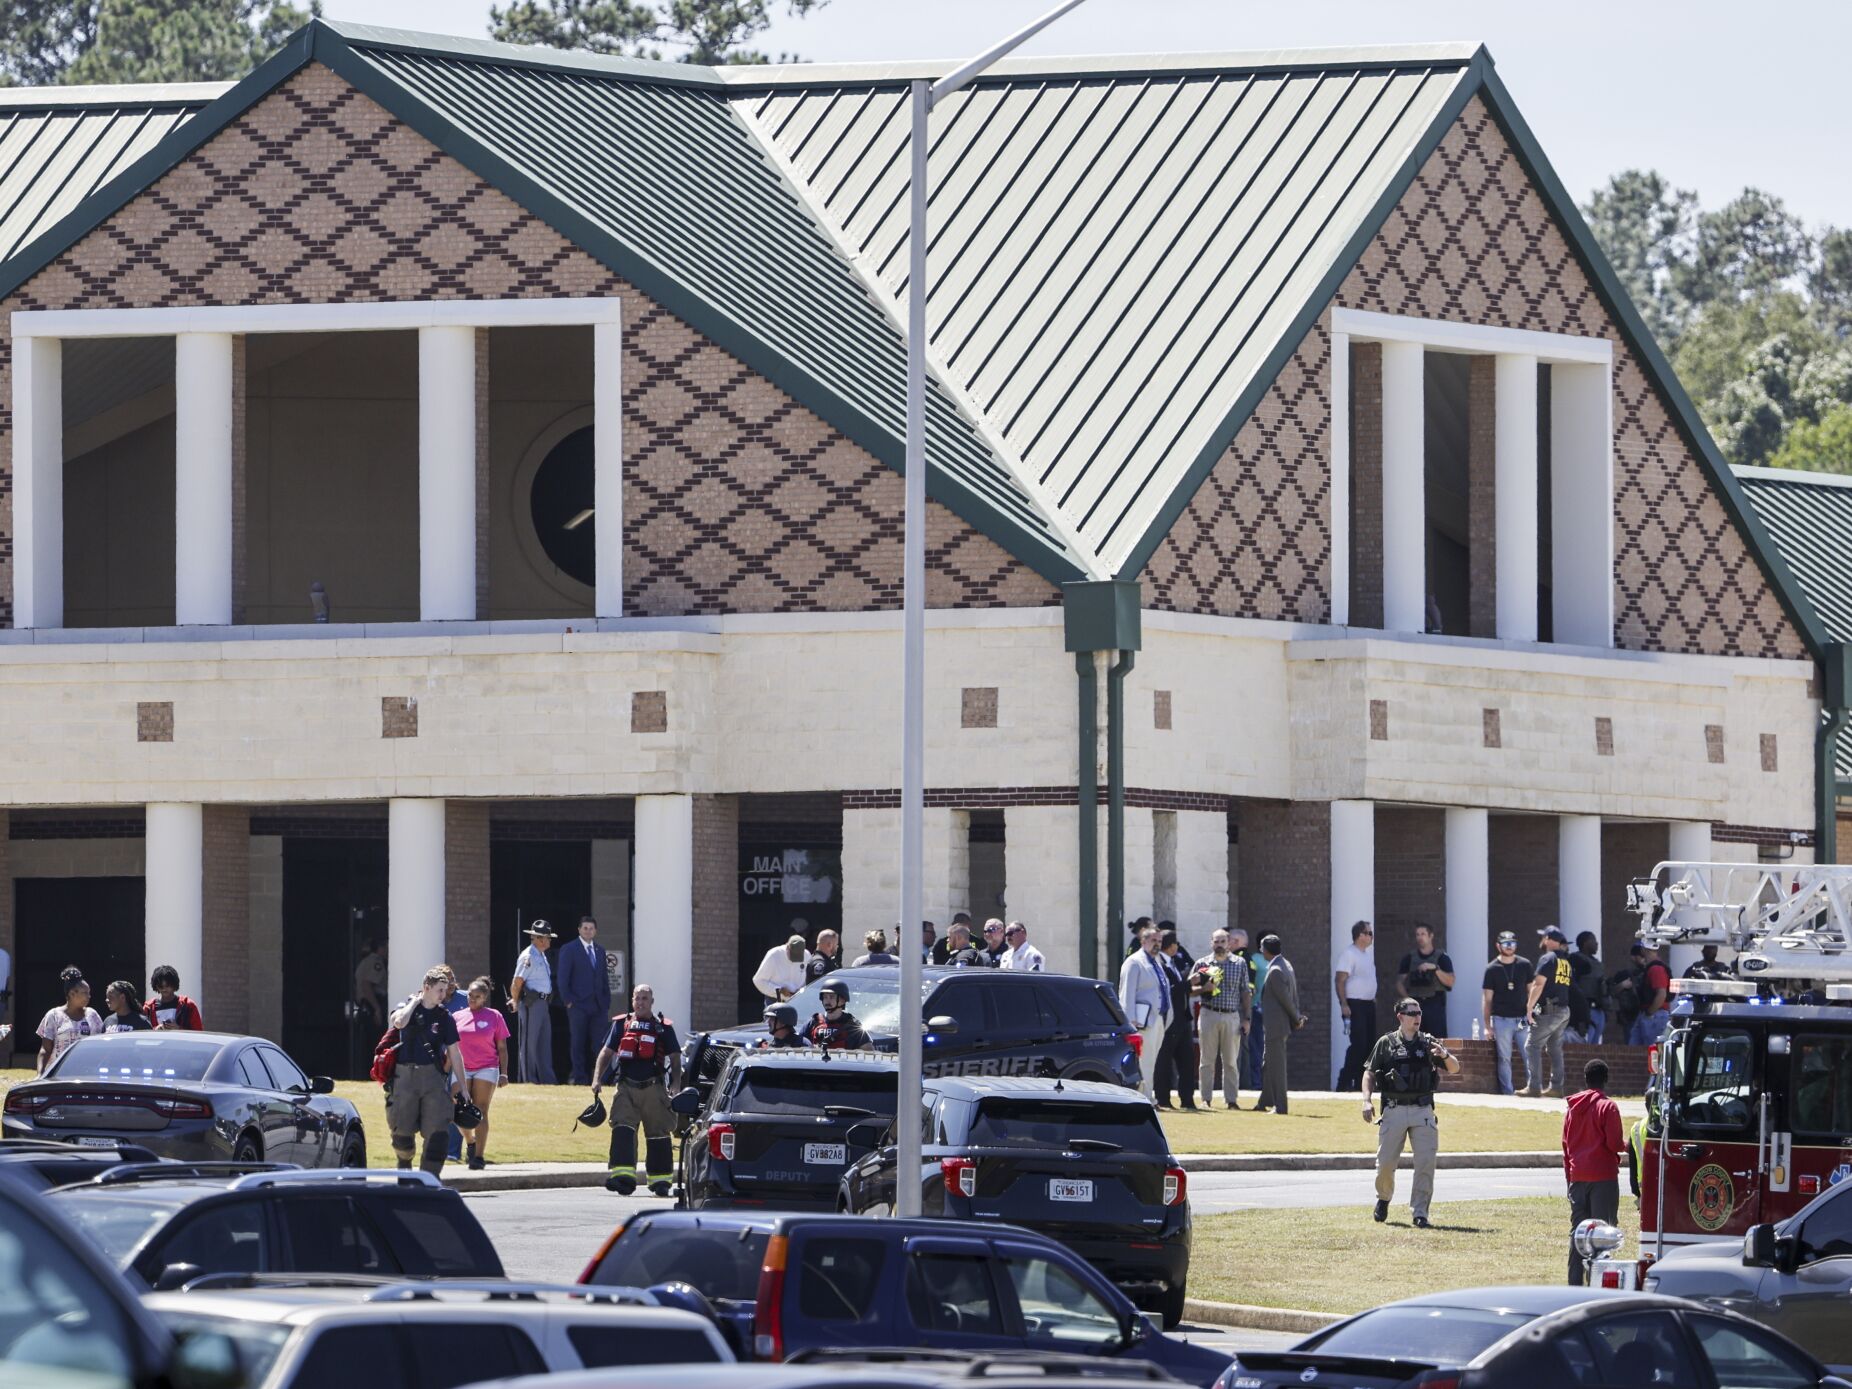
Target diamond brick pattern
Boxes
[1143,319,1332,619]
[1146,96,1804,661]
[1337,97,1804,660]
[0,64,1052,625]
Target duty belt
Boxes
[1384,1095,1434,1107]
[524,991,551,1001]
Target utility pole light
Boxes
[895,0,1092,1221]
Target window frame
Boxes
[1673,1026,1757,1137]
[1788,1031,1852,1141]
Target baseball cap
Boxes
[1495,931,1518,946]
[1540,927,1568,944]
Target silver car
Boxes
[1645,1176,1852,1371]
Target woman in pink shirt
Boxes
[456,976,511,1170]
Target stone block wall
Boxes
[1438,1037,1649,1097]
[1373,806,1446,1008]
[1489,813,1560,940]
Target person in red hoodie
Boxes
[1563,1058,1628,1284]
[143,965,204,1031]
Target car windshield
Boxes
[1313,1305,1533,1363]
[50,1036,224,1083]
[781,974,928,1034]
[46,1194,189,1265]
[156,1312,292,1382]
[591,1221,771,1300]
[734,1069,899,1117]
[969,1100,1167,1154]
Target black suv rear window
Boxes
[591,1222,770,1300]
[569,1324,723,1366]
[969,1099,1166,1153]
[366,1198,502,1277]
[733,1069,899,1117]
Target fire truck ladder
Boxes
[1628,862,1852,981]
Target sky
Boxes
[323,0,1852,230]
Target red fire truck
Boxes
[1592,862,1852,1287]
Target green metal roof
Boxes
[1735,466,1852,776]
[0,82,222,266]
[0,22,1826,638]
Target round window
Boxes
[528,426,595,587]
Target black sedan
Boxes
[2,1031,365,1167]
[1214,1286,1848,1389]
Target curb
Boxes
[1175,1150,1557,1172]
[442,1165,610,1193]
[1184,1298,1340,1335]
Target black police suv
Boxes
[837,1077,1192,1328]
[672,1048,899,1211]
[686,967,1140,1100]
[47,1165,503,1288]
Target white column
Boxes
[1330,800,1375,1079]
[1004,805,1081,975]
[1379,340,1426,632]
[634,794,694,1034]
[1558,814,1603,945]
[387,799,447,1002]
[175,333,235,626]
[1174,808,1231,959]
[14,336,63,629]
[594,315,624,619]
[418,326,478,621]
[145,803,204,1013]
[1494,352,1539,641]
[1445,807,1490,1037]
[1329,332,1351,626]
[1550,362,1614,648]
[1666,820,1713,975]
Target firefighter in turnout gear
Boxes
[801,981,869,1050]
[1362,997,1461,1228]
[591,984,682,1196]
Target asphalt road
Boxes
[465,1168,1557,1355]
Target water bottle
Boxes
[1471,1018,1483,1041]
[1343,1016,1351,1037]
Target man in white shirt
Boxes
[998,921,1044,971]
[753,934,809,1002]
[1333,919,1377,1091]
[506,921,557,1084]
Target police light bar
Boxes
[1669,978,1756,998]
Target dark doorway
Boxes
[491,840,592,1085]
[737,827,842,1023]
[283,838,387,1080]
[12,877,144,1061]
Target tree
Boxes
[488,0,828,65]
[1672,188,1813,312]
[1581,169,1696,344]
[1814,227,1852,340]
[1767,404,1852,475]
[0,0,315,87]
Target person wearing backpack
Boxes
[386,967,469,1176]
[1569,932,1606,1043]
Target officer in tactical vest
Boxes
[759,1003,809,1048]
[590,983,682,1196]
[1362,997,1461,1228]
[801,981,870,1049]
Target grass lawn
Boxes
[1,1071,1566,1165]
[1158,1099,1563,1154]
[0,1069,647,1169]
[1191,1195,1636,1315]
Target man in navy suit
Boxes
[558,914,612,1086]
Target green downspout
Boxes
[1063,581,1142,980]
[1107,649,1135,953]
[1076,654,1098,981]
[1819,643,1850,863]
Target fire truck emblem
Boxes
[1689,1164,1735,1232]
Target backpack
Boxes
[369,1026,401,1086]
